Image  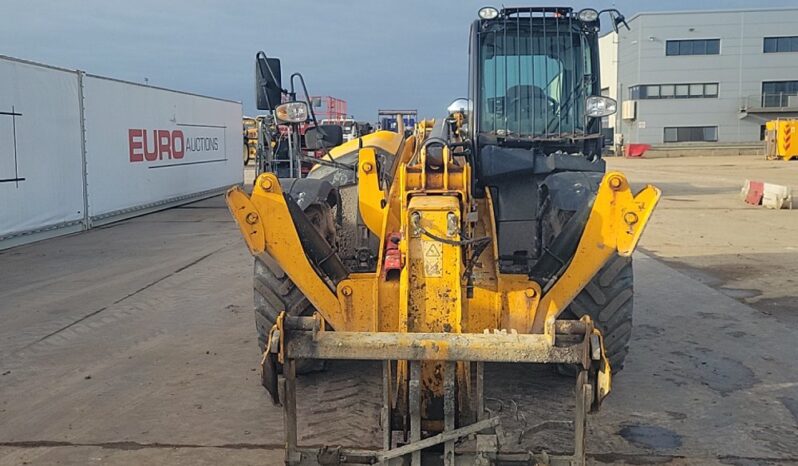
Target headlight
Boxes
[578,8,599,22]
[478,6,499,19]
[275,102,308,123]
[585,96,617,118]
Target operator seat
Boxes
[505,85,553,128]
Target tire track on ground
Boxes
[15,246,227,353]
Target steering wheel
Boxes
[505,85,558,128]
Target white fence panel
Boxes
[82,75,243,222]
[0,57,86,242]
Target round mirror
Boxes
[447,98,472,115]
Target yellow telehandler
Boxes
[228,6,658,465]
[243,116,259,166]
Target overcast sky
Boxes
[1,0,794,119]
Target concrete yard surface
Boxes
[2,159,798,465]
[608,155,798,325]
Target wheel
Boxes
[252,204,335,373]
[560,254,634,374]
[538,184,634,376]
[303,204,337,248]
[253,254,324,374]
[243,144,250,166]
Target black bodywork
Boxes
[272,7,616,283]
[468,7,608,278]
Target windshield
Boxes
[479,21,592,138]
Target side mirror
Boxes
[255,53,282,111]
[305,125,344,150]
[447,98,472,115]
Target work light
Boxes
[478,6,499,19]
[275,102,309,123]
[585,96,617,118]
[578,8,599,22]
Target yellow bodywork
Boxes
[765,119,798,161]
[227,120,659,411]
[243,117,258,162]
[228,157,658,340]
[227,115,660,464]
[313,129,404,166]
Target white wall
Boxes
[82,75,242,220]
[0,58,85,241]
[0,55,243,248]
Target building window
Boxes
[762,80,798,107]
[764,36,798,53]
[663,126,718,143]
[666,39,720,56]
[629,83,719,100]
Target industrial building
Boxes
[600,7,798,154]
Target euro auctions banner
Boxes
[83,75,242,218]
[127,126,227,166]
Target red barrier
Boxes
[743,180,765,205]
[625,143,651,158]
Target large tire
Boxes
[253,254,314,350]
[253,204,335,373]
[253,254,324,374]
[561,254,634,374]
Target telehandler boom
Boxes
[228,6,659,465]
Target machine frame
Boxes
[229,6,654,465]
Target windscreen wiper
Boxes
[545,77,590,134]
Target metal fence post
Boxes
[76,70,90,230]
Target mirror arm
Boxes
[597,9,630,33]
[290,72,320,129]
[290,72,343,165]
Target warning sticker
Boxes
[422,240,442,277]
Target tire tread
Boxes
[562,254,634,373]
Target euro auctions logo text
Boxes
[128,129,221,163]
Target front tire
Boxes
[560,254,634,374]
[252,203,335,373]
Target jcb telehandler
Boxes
[227,6,659,465]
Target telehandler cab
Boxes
[227,6,659,465]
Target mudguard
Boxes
[542,171,604,212]
[279,178,338,211]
